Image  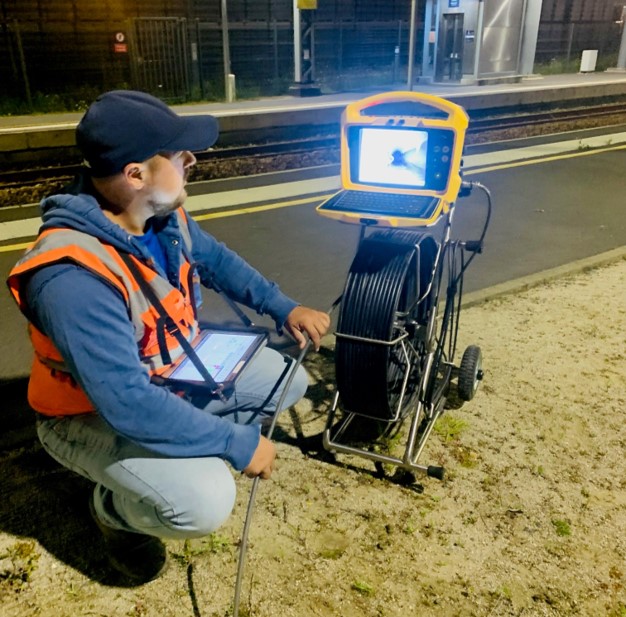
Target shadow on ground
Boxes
[0,351,423,592]
[0,378,149,588]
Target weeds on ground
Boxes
[552,519,572,537]
[534,52,618,75]
[171,533,234,568]
[0,540,40,593]
[434,415,468,443]
[0,86,105,116]
[351,580,375,596]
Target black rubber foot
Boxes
[427,466,445,480]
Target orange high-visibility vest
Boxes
[7,208,199,416]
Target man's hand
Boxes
[243,435,276,480]
[284,306,330,351]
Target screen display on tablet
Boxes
[165,329,266,384]
[358,127,428,188]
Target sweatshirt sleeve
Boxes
[24,263,260,470]
[185,214,298,327]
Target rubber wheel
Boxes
[457,345,483,402]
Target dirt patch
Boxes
[1,259,625,617]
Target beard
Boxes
[149,188,188,218]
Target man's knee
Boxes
[285,364,309,407]
[151,465,237,539]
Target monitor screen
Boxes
[349,125,455,193]
[357,127,429,188]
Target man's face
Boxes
[145,151,196,217]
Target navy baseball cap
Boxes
[76,90,219,177]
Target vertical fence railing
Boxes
[12,21,32,108]
[0,21,19,92]
[535,21,622,67]
[306,20,414,92]
[0,21,33,108]
[129,18,190,101]
[1,13,625,109]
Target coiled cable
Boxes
[336,229,437,421]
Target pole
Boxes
[473,0,485,81]
[293,0,302,83]
[289,1,320,96]
[196,19,205,99]
[13,20,33,110]
[407,0,418,89]
[221,0,235,102]
[618,11,626,69]
[421,0,434,80]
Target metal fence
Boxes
[0,16,420,106]
[129,18,191,100]
[1,13,625,110]
[193,19,419,99]
[536,20,623,65]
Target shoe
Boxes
[89,495,169,583]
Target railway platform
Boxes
[2,71,626,153]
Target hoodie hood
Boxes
[39,174,176,259]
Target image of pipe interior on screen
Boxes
[1,259,626,616]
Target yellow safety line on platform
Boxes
[193,195,325,222]
[1,143,625,254]
[464,142,626,175]
[0,241,31,254]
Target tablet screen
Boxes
[168,330,262,382]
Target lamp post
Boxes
[220,0,235,101]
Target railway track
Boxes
[466,101,626,132]
[2,102,626,194]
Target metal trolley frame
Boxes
[316,91,491,481]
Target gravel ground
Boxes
[0,256,625,617]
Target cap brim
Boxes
[166,115,220,153]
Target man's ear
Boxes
[122,162,146,189]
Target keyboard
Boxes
[319,190,439,219]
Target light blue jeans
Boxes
[36,348,308,540]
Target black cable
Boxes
[335,229,436,421]
[337,232,408,416]
[421,180,492,405]
[454,181,492,280]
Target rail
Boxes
[2,102,626,198]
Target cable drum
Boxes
[336,229,438,421]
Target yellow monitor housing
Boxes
[317,91,469,227]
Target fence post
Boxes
[13,20,33,110]
[195,19,205,99]
[273,18,279,84]
[2,22,19,82]
[566,22,575,63]
[338,20,343,77]
[393,19,402,82]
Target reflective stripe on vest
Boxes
[7,208,199,415]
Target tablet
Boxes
[159,327,268,391]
